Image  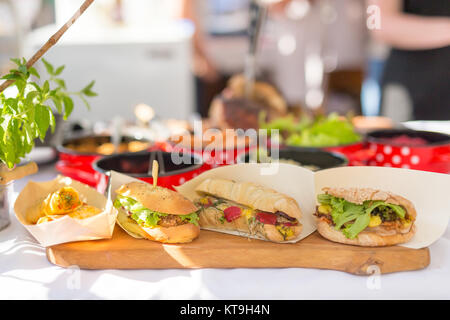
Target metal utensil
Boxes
[111,116,123,154]
[244,0,268,98]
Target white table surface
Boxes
[1,164,449,300]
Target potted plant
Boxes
[0,0,95,231]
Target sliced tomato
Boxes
[256,211,277,225]
[282,222,298,227]
[223,206,242,222]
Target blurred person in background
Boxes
[263,0,367,114]
[184,0,368,117]
[179,0,250,117]
[369,0,450,121]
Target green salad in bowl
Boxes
[260,112,361,147]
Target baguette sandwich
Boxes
[194,178,302,242]
[315,187,416,246]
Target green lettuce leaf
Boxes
[342,212,371,239]
[317,193,406,239]
[113,195,199,227]
[365,201,405,219]
[113,195,164,227]
[179,211,200,226]
[333,202,365,230]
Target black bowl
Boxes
[367,129,450,147]
[93,150,204,178]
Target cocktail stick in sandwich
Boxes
[113,182,200,243]
[194,178,302,242]
[315,187,416,246]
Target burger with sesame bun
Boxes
[113,182,200,243]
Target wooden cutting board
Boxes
[46,226,430,275]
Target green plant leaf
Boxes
[35,104,50,140]
[50,96,63,114]
[23,121,34,145]
[63,96,74,120]
[53,78,66,90]
[1,115,11,142]
[28,67,40,79]
[29,82,42,93]
[18,64,27,74]
[49,107,56,133]
[10,58,21,66]
[0,57,96,167]
[79,95,91,110]
[83,90,98,97]
[26,91,39,105]
[54,65,65,76]
[2,98,17,115]
[42,80,50,94]
[82,80,95,92]
[15,79,27,94]
[41,58,54,75]
[1,73,22,81]
[81,81,97,97]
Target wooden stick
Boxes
[0,0,95,93]
[152,160,159,188]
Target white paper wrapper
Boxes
[175,163,317,243]
[175,163,450,248]
[14,176,118,247]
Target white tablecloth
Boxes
[1,164,449,300]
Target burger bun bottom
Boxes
[116,210,200,244]
[316,218,416,247]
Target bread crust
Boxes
[198,206,302,242]
[323,187,416,221]
[316,218,416,247]
[141,223,200,244]
[116,182,198,216]
[195,179,302,222]
[116,209,200,243]
[116,209,148,239]
[263,224,302,242]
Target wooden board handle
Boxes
[0,162,38,184]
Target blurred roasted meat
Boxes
[208,74,287,130]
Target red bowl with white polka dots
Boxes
[366,129,450,173]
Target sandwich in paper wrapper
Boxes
[14,175,117,247]
[176,163,450,248]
